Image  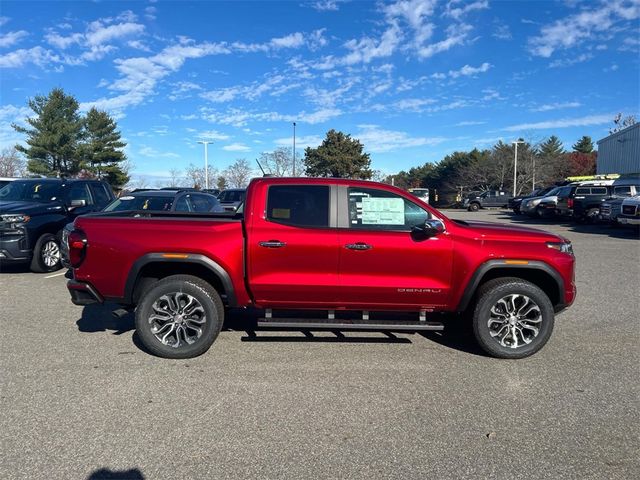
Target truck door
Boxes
[247,183,340,308]
[337,185,453,309]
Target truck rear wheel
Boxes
[135,275,224,359]
[472,277,554,359]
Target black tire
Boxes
[30,233,62,273]
[468,202,480,212]
[471,277,555,359]
[135,275,224,359]
[583,208,599,223]
[535,206,545,218]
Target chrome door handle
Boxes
[345,243,372,250]
[259,240,286,248]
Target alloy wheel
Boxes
[487,294,542,349]
[42,240,61,267]
[148,292,207,348]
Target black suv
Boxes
[0,178,114,272]
[556,184,613,222]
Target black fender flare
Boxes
[123,253,237,306]
[456,259,565,312]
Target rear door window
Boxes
[575,187,591,195]
[614,186,632,196]
[267,185,329,227]
[590,187,607,195]
[68,183,93,205]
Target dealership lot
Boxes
[1,209,638,480]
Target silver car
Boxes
[521,186,562,216]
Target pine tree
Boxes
[539,135,565,158]
[572,136,594,154]
[13,88,84,176]
[304,129,372,179]
[80,107,129,188]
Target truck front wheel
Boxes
[135,275,224,359]
[468,202,480,212]
[472,277,554,359]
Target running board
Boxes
[257,318,444,331]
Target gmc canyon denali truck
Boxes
[66,178,576,359]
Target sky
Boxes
[1,0,639,184]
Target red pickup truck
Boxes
[67,177,576,359]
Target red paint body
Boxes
[70,178,576,312]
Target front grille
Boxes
[622,205,638,216]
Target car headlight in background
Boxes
[1,214,30,224]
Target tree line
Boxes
[5,87,635,198]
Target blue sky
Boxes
[1,0,638,183]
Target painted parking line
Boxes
[44,271,67,279]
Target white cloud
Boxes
[201,107,341,127]
[416,24,472,58]
[274,135,323,148]
[45,32,83,49]
[531,101,582,112]
[356,124,446,153]
[445,0,489,20]
[311,0,342,11]
[223,143,251,152]
[270,32,305,49]
[0,30,28,48]
[0,105,31,146]
[139,146,180,158]
[456,120,486,126]
[528,0,640,57]
[0,17,10,27]
[492,23,512,40]
[503,114,613,131]
[448,62,491,78]
[0,46,60,68]
[85,21,144,46]
[198,130,230,141]
[393,98,437,112]
[548,53,593,68]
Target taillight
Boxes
[68,230,87,267]
[568,198,574,208]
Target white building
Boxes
[596,123,640,175]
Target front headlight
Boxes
[1,214,30,224]
[547,241,573,255]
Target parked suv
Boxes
[218,188,246,212]
[463,190,513,211]
[556,181,613,222]
[509,186,555,214]
[521,186,563,217]
[618,195,640,227]
[0,178,114,272]
[600,176,640,224]
[103,189,222,214]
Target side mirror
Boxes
[69,199,86,208]
[411,219,445,239]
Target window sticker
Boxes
[361,197,404,225]
[271,208,291,219]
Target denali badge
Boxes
[398,288,442,293]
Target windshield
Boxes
[0,181,63,203]
[219,190,245,202]
[104,195,174,212]
[544,187,561,196]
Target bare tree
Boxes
[224,158,254,188]
[184,163,218,189]
[258,147,294,177]
[0,146,26,177]
[168,168,182,188]
[610,113,637,134]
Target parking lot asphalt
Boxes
[1,209,639,480]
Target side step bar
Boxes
[257,318,444,331]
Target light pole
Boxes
[512,140,525,196]
[197,140,212,189]
[292,122,296,177]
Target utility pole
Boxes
[197,140,212,189]
[512,140,525,196]
[532,155,536,192]
[292,122,296,177]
